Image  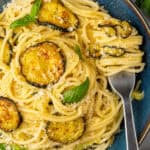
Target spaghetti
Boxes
[0,0,144,150]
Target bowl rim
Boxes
[125,0,150,146]
[126,0,150,35]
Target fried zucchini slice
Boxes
[0,37,11,64]
[0,97,21,132]
[46,118,85,144]
[38,0,78,32]
[103,46,125,57]
[87,45,125,58]
[115,21,132,38]
[20,42,65,88]
[98,25,116,37]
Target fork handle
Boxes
[123,97,139,150]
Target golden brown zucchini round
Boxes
[98,25,116,37]
[0,97,21,132]
[20,42,65,88]
[115,21,132,38]
[103,46,125,57]
[87,45,125,58]
[0,37,11,64]
[38,0,79,32]
[46,118,85,144]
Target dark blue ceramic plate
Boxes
[0,0,150,150]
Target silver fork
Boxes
[108,71,139,150]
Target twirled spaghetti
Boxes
[0,0,144,150]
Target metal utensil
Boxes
[108,71,139,150]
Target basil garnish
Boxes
[74,45,83,60]
[0,143,26,150]
[30,0,42,18]
[10,0,42,29]
[63,78,90,104]
[10,15,34,29]
[0,143,5,150]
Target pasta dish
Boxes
[0,0,144,149]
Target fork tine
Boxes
[108,72,135,98]
[108,71,138,150]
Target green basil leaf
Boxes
[0,143,27,150]
[12,144,27,150]
[63,78,89,104]
[30,0,42,18]
[10,0,42,29]
[0,143,6,150]
[10,15,34,29]
[74,45,83,60]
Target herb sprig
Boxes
[74,44,83,60]
[63,78,90,104]
[10,0,41,29]
[0,143,26,150]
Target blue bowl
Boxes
[0,0,150,150]
[97,1,150,150]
